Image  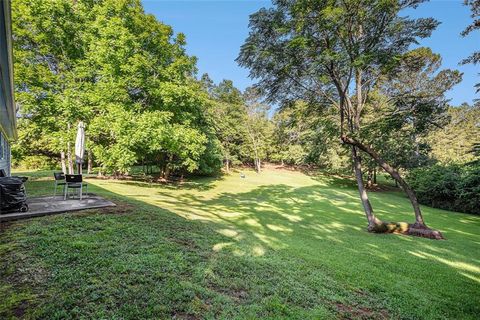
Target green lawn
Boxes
[1,169,479,319]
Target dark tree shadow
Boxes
[2,172,480,319]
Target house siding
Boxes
[0,0,15,176]
[0,131,10,176]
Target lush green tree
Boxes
[272,101,350,170]
[206,79,248,172]
[13,0,222,177]
[426,104,480,164]
[12,0,90,172]
[243,87,274,172]
[203,79,276,173]
[461,0,480,101]
[271,102,309,166]
[238,0,460,238]
[360,48,461,184]
[461,0,480,66]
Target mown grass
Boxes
[1,168,479,319]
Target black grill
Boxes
[0,176,29,213]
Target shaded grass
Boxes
[1,169,479,319]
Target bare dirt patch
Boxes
[207,282,249,303]
[335,302,389,320]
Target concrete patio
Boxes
[0,194,116,222]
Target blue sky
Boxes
[143,0,479,106]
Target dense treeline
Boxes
[406,104,480,214]
[11,0,275,178]
[11,0,479,216]
[407,163,480,215]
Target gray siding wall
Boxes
[0,131,10,176]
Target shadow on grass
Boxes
[2,172,480,319]
[149,181,480,319]
[90,174,223,192]
[0,178,361,319]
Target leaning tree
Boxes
[237,0,460,239]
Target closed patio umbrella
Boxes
[75,121,86,174]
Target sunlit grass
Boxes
[1,168,479,319]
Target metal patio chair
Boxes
[53,172,66,198]
[64,174,88,200]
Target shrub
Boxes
[455,164,480,214]
[407,163,480,215]
[13,156,58,171]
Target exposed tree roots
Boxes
[368,221,445,240]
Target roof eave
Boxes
[0,0,17,141]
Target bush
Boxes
[13,156,58,171]
[407,163,480,215]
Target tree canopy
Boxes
[238,0,462,238]
[13,0,222,177]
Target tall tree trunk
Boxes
[351,70,381,228]
[345,137,444,239]
[98,167,103,177]
[246,121,261,174]
[164,167,170,180]
[343,136,425,227]
[367,168,373,189]
[163,154,174,180]
[373,168,377,184]
[87,150,93,174]
[352,147,381,228]
[225,157,230,173]
[255,158,261,173]
[332,59,443,239]
[67,146,73,174]
[60,151,67,173]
